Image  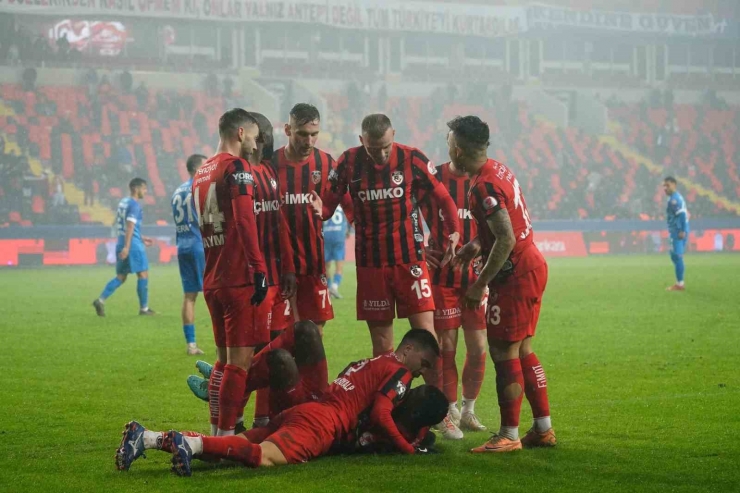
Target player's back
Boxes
[419,162,478,288]
[469,159,544,277]
[336,142,434,268]
[193,152,256,290]
[115,197,143,250]
[323,205,348,243]
[171,179,202,254]
[272,146,334,276]
[321,354,412,435]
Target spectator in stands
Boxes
[83,164,96,206]
[51,175,66,207]
[135,82,149,109]
[56,33,70,59]
[121,70,134,93]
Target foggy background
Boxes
[1,0,739,264]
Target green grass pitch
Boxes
[1,255,739,493]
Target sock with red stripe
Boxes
[218,364,248,435]
[494,358,524,440]
[208,360,225,435]
[521,352,552,432]
[441,350,459,404]
[202,435,262,468]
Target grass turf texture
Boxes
[1,255,739,493]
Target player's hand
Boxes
[118,247,129,260]
[425,248,444,270]
[280,272,297,299]
[462,281,486,311]
[251,272,268,306]
[678,231,686,240]
[309,191,323,219]
[143,237,154,247]
[440,232,460,268]
[452,239,481,272]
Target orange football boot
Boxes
[470,434,522,453]
[521,427,557,448]
[666,284,685,291]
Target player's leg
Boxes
[436,328,463,440]
[203,289,227,436]
[182,292,203,355]
[329,241,345,298]
[667,237,686,290]
[179,250,204,354]
[367,321,394,356]
[459,294,488,432]
[131,249,154,315]
[93,258,129,316]
[293,275,334,336]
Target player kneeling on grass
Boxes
[116,328,445,475]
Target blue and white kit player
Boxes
[172,154,207,355]
[663,176,689,291]
[93,178,156,316]
[323,204,351,299]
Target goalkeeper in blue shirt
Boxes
[93,178,156,316]
[663,176,689,291]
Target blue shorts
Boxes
[324,238,346,262]
[670,237,687,256]
[178,249,205,293]
[116,248,149,275]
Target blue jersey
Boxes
[171,179,203,254]
[115,197,144,251]
[666,191,689,238]
[323,205,348,243]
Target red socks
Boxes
[254,388,271,422]
[462,352,486,400]
[218,364,247,433]
[494,358,524,427]
[441,350,458,404]
[208,361,226,427]
[521,352,551,418]
[202,435,262,468]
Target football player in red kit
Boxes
[419,160,488,440]
[192,109,268,437]
[448,116,555,453]
[115,329,443,475]
[315,114,460,372]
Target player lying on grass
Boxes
[116,327,445,475]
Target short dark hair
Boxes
[129,177,147,192]
[186,154,206,176]
[664,176,677,184]
[447,115,490,154]
[249,111,275,160]
[362,113,393,140]
[392,385,448,432]
[219,108,258,139]
[400,328,440,357]
[290,103,320,127]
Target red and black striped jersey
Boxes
[326,143,456,268]
[252,160,292,287]
[271,146,334,277]
[192,152,265,290]
[468,159,545,281]
[419,162,478,289]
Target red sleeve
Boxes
[340,192,354,224]
[321,150,350,220]
[227,159,267,275]
[369,393,415,455]
[473,180,505,219]
[278,203,295,274]
[430,182,460,238]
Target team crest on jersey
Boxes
[483,196,498,210]
[396,381,407,398]
[312,170,322,184]
[392,171,404,185]
[410,264,423,278]
[270,178,277,190]
[427,161,436,175]
[328,169,338,181]
[320,274,328,286]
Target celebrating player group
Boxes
[114,104,555,477]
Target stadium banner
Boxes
[0,0,526,37]
[527,3,734,38]
[534,232,587,258]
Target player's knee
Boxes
[267,349,299,390]
[294,321,325,365]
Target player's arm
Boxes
[411,152,460,265]
[676,199,688,239]
[369,393,415,455]
[228,160,268,304]
[119,220,135,260]
[462,207,515,310]
[312,151,349,220]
